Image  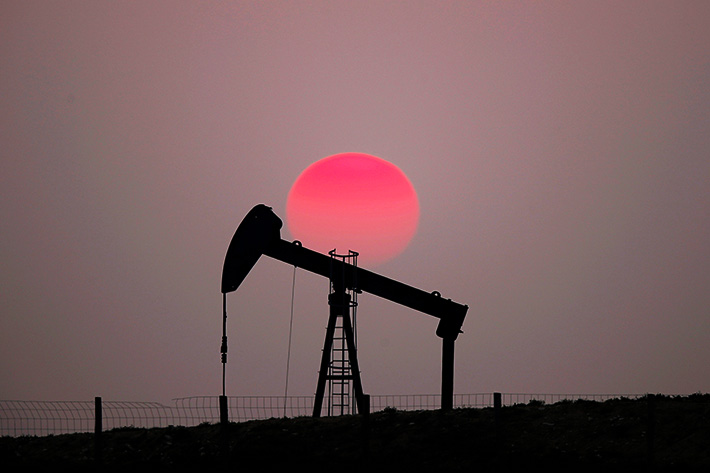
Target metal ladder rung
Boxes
[320,249,360,417]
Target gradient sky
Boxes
[2,1,709,404]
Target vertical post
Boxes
[94,396,103,464]
[218,395,229,463]
[313,296,340,417]
[361,393,371,463]
[441,338,455,410]
[340,300,367,415]
[647,394,656,467]
[219,395,229,425]
[494,392,502,422]
[493,392,502,463]
[221,293,228,397]
[94,396,102,434]
[220,293,229,426]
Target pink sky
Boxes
[1,1,709,404]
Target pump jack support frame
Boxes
[221,204,468,413]
[313,289,368,417]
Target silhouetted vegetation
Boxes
[2,394,708,472]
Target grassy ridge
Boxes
[2,394,708,472]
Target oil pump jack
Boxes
[220,204,468,416]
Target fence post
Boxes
[493,392,502,466]
[494,392,502,421]
[94,396,103,464]
[646,394,656,467]
[361,394,371,462]
[219,395,229,425]
[94,396,102,434]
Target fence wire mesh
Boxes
[1,393,643,437]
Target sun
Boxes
[286,152,419,266]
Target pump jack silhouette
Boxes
[220,204,468,416]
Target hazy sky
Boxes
[2,1,709,404]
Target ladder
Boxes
[328,285,357,415]
[313,250,368,417]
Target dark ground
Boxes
[2,394,708,472]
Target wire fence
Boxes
[0,393,644,437]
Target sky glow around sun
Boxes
[286,153,419,266]
[2,2,709,404]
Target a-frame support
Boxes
[313,288,369,417]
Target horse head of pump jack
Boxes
[221,204,283,295]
